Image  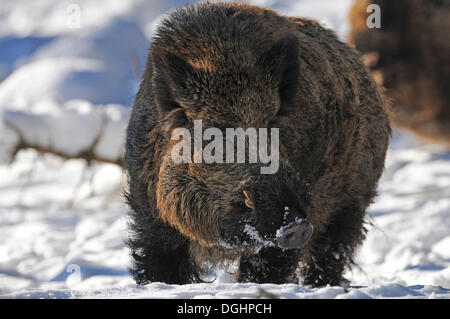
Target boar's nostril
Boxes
[284,233,294,240]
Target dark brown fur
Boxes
[125,2,390,287]
[348,0,450,146]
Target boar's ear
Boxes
[151,46,196,112]
[258,35,300,109]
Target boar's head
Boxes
[151,34,313,250]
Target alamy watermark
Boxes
[170,120,279,174]
[66,4,82,29]
[66,263,82,283]
[367,4,381,29]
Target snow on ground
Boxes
[4,282,450,299]
[350,132,450,289]
[1,132,449,299]
[0,0,449,299]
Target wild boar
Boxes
[125,2,390,287]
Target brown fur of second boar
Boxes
[348,0,450,147]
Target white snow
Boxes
[349,133,450,289]
[3,282,450,299]
[0,0,449,299]
[1,100,130,163]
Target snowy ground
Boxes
[1,0,449,299]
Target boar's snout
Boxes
[275,220,313,249]
[234,173,313,249]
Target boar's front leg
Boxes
[300,203,367,287]
[126,174,203,285]
[236,247,301,284]
[128,215,202,285]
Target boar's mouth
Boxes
[240,186,313,250]
[219,175,313,250]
